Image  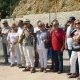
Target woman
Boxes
[69,20,80,79]
[35,22,49,73]
[21,21,35,73]
[7,23,21,67]
[66,17,76,58]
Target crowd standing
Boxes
[0,17,80,80]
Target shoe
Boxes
[40,68,44,72]
[4,62,10,64]
[57,71,63,74]
[10,64,15,67]
[77,76,80,80]
[50,66,54,70]
[52,69,58,72]
[44,68,47,73]
[67,73,72,75]
[23,67,30,72]
[31,67,36,73]
[17,64,22,67]
[68,73,79,78]
[19,66,26,68]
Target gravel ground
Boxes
[0,59,77,80]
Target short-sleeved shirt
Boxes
[51,28,65,51]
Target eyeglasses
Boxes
[75,23,80,25]
[38,25,43,27]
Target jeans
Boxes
[2,43,8,63]
[47,48,52,60]
[53,51,63,71]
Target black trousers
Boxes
[52,50,63,71]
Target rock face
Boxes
[12,0,80,17]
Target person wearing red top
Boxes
[51,19,65,74]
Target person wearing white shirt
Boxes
[7,23,21,67]
[35,22,49,73]
[17,20,26,68]
[69,20,80,78]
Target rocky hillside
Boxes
[12,0,80,17]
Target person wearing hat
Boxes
[20,20,35,73]
[1,20,11,64]
[68,20,80,78]
[7,23,21,67]
[17,20,26,68]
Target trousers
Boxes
[19,44,26,66]
[37,47,48,68]
[70,51,80,74]
[23,46,35,67]
[10,44,21,65]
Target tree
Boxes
[0,0,20,19]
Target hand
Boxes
[13,42,17,45]
[61,46,65,52]
[65,44,68,50]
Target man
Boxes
[34,20,41,67]
[17,20,25,68]
[51,19,65,74]
[1,20,11,64]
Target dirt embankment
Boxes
[12,0,80,17]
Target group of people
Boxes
[0,16,80,80]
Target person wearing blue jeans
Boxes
[53,51,63,72]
